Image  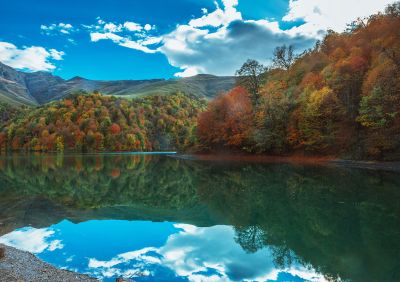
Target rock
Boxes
[0,246,5,259]
[0,244,97,281]
[116,278,134,282]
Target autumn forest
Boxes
[1,4,400,160]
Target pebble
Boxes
[0,244,97,281]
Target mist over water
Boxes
[0,154,399,281]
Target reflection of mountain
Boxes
[0,154,400,281]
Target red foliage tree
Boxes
[198,87,253,150]
[109,123,121,135]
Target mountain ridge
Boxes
[0,62,236,106]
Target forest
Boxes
[0,92,206,152]
[0,4,399,160]
[198,4,400,160]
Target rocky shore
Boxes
[0,244,97,282]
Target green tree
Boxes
[236,59,266,107]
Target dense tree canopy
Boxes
[235,59,266,107]
[0,92,206,152]
[198,5,400,160]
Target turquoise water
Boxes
[0,154,399,281]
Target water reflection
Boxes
[0,154,399,281]
[0,220,325,282]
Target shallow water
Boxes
[0,154,399,282]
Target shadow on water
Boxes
[0,153,399,281]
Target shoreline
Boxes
[0,244,97,281]
[175,153,400,172]
[330,159,400,172]
[1,151,400,172]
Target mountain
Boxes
[0,62,236,106]
[0,63,38,106]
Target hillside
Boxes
[0,63,38,106]
[198,5,400,161]
[0,93,207,152]
[0,62,235,106]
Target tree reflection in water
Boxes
[0,153,399,282]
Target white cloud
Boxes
[144,24,153,31]
[104,22,123,32]
[159,18,313,77]
[41,22,76,35]
[0,227,64,253]
[85,18,160,53]
[89,32,157,53]
[119,40,157,53]
[283,0,396,37]
[124,21,143,32]
[85,18,156,35]
[157,0,314,76]
[49,48,65,60]
[188,0,241,28]
[90,32,124,42]
[67,38,76,45]
[173,67,199,78]
[140,36,163,46]
[0,42,64,71]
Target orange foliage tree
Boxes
[198,87,254,151]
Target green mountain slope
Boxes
[0,62,235,105]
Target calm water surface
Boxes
[0,154,399,282]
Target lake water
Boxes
[0,154,399,282]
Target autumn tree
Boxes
[1,92,206,153]
[198,87,253,151]
[253,81,291,153]
[385,2,400,17]
[235,59,266,107]
[272,45,295,70]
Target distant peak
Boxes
[192,74,217,78]
[180,74,219,81]
[69,76,86,81]
[28,71,54,77]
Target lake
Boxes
[0,154,399,282]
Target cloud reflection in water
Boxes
[0,220,327,282]
[0,227,64,253]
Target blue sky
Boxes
[0,0,395,80]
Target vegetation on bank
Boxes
[198,4,400,160]
[0,92,206,152]
[0,4,400,161]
